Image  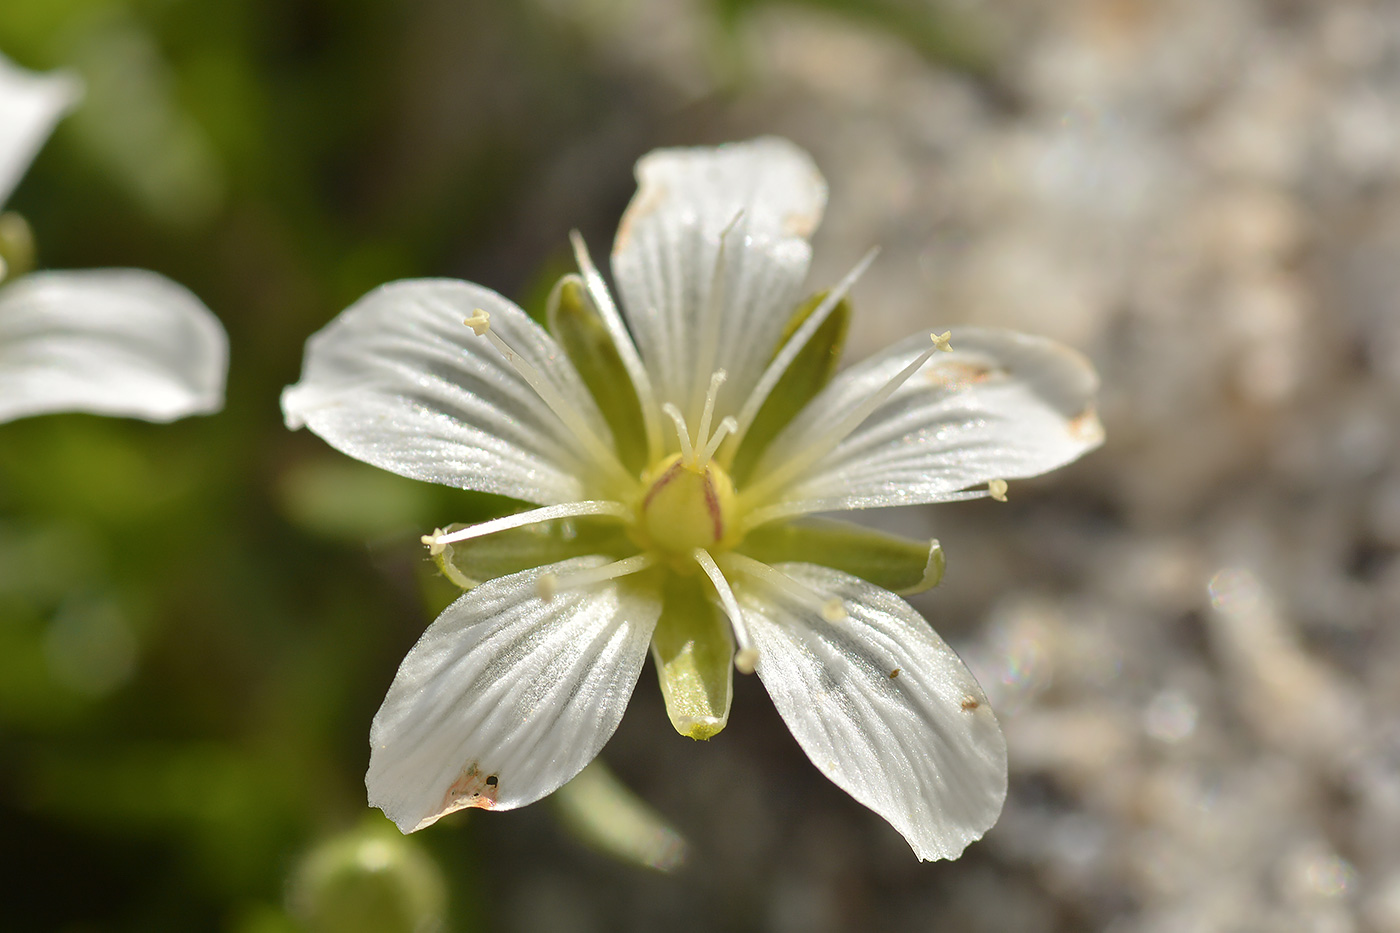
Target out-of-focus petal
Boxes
[731,561,1006,861]
[748,328,1102,522]
[282,279,616,505]
[611,137,826,429]
[0,269,227,423]
[367,557,661,832]
[0,53,81,207]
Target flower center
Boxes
[637,453,737,558]
[630,368,745,564]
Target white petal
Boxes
[282,279,614,504]
[0,52,81,207]
[611,137,826,427]
[367,557,661,832]
[734,562,1006,861]
[0,269,227,423]
[751,328,1103,520]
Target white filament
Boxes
[539,553,657,601]
[569,231,664,463]
[723,552,847,622]
[422,500,633,553]
[462,308,634,492]
[720,248,878,466]
[693,548,758,674]
[738,335,942,514]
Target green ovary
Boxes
[635,453,739,560]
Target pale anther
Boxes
[734,647,759,675]
[464,309,491,336]
[821,598,847,623]
[421,528,448,556]
[537,573,559,602]
[931,331,953,352]
[988,479,1008,502]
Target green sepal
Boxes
[432,518,637,591]
[651,572,734,740]
[0,212,36,284]
[546,275,649,474]
[737,517,945,595]
[729,291,850,485]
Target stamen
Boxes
[539,553,657,601]
[661,403,695,464]
[697,417,737,468]
[460,307,633,490]
[693,549,759,675]
[569,231,664,463]
[738,333,943,512]
[421,501,633,553]
[723,553,846,623]
[695,370,727,460]
[988,479,1008,502]
[721,248,879,466]
[744,487,989,531]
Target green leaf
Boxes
[737,517,944,595]
[728,291,849,485]
[547,274,649,474]
[433,518,636,590]
[651,572,734,739]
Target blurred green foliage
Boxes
[0,0,976,928]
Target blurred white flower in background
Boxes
[283,138,1102,861]
[0,51,226,424]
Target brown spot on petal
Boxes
[961,696,980,711]
[926,360,1004,392]
[439,764,499,815]
[1068,406,1105,445]
[614,180,669,256]
[782,194,823,239]
[889,668,901,679]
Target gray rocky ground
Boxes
[464,1,1400,931]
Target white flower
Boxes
[282,138,1103,860]
[0,51,226,423]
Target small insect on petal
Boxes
[440,764,500,815]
